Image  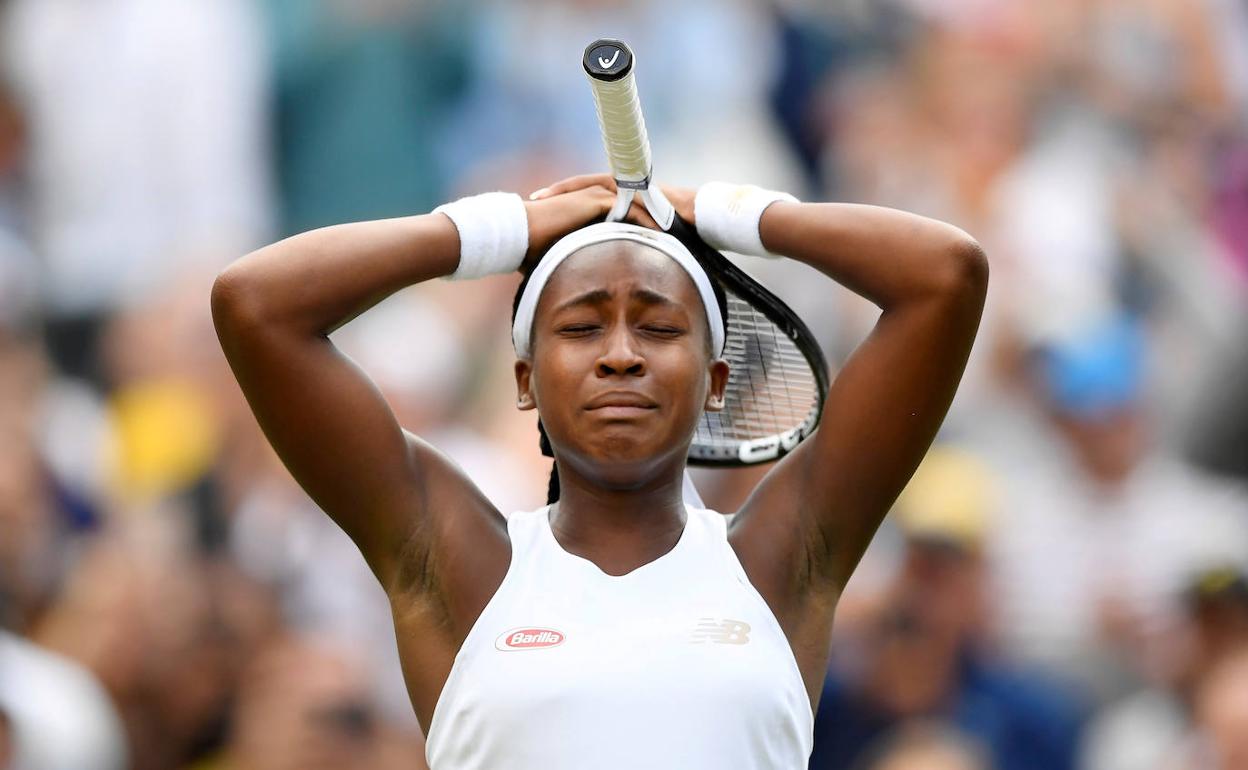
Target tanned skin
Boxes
[211,176,987,734]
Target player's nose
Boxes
[595,324,645,377]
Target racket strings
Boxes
[693,294,820,458]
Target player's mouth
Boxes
[583,391,659,417]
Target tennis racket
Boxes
[582,38,830,466]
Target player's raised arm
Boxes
[209,187,618,591]
[736,201,988,592]
[210,212,472,592]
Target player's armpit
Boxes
[730,232,987,597]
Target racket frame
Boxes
[582,39,830,466]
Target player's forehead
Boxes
[536,240,702,311]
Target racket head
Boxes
[666,215,830,467]
[581,37,829,466]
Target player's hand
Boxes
[521,182,617,271]
[529,173,696,231]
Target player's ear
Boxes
[515,359,537,410]
[703,359,730,412]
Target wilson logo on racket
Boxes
[738,426,807,464]
[495,628,566,651]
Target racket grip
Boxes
[583,39,651,190]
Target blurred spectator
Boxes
[93,271,230,529]
[0,708,11,769]
[0,0,273,386]
[1187,315,1248,483]
[0,73,24,231]
[859,723,990,770]
[261,0,472,235]
[439,0,798,193]
[988,313,1248,698]
[1188,648,1248,768]
[1210,141,1248,286]
[1081,567,1248,770]
[1184,647,1248,770]
[25,524,280,769]
[329,290,547,513]
[0,418,65,633]
[0,77,37,335]
[767,2,914,192]
[226,466,419,725]
[211,635,427,770]
[1180,570,1248,710]
[810,447,1086,770]
[0,629,127,770]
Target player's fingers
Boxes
[624,198,659,230]
[572,184,617,211]
[530,173,617,200]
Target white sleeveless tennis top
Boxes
[424,503,814,769]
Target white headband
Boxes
[511,222,725,359]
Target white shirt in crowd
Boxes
[0,631,127,770]
[0,0,273,316]
[989,453,1248,692]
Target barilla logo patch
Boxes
[495,627,566,651]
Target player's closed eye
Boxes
[642,325,684,337]
[557,323,601,335]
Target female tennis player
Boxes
[211,176,987,768]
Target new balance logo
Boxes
[495,627,565,651]
[690,618,751,645]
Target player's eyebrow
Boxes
[552,287,681,314]
[631,288,682,310]
[553,288,612,313]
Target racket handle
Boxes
[583,39,651,190]
[583,39,675,229]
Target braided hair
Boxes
[510,234,729,505]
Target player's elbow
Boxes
[210,260,268,335]
[933,232,989,301]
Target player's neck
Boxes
[548,471,687,575]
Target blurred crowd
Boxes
[0,0,1246,768]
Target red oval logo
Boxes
[495,627,565,650]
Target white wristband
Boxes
[434,192,529,280]
[693,182,798,258]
